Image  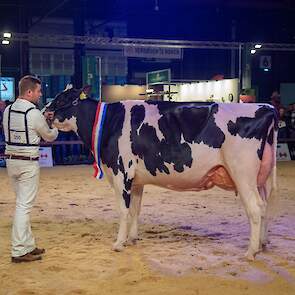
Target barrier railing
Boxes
[0,140,94,165]
[1,139,295,164]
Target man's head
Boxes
[18,75,42,104]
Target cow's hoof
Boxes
[261,241,269,251]
[112,243,124,252]
[126,238,138,246]
[245,250,256,261]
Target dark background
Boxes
[1,0,295,101]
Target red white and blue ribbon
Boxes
[91,102,108,179]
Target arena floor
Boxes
[0,162,294,295]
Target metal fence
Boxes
[0,140,94,167]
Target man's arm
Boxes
[33,110,59,142]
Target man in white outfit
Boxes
[3,75,58,263]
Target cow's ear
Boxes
[80,91,87,100]
[80,85,92,100]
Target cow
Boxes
[46,86,278,260]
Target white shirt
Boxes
[3,98,58,158]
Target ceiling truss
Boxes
[3,32,295,51]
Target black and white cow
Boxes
[46,87,278,260]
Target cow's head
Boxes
[46,84,91,132]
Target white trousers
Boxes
[6,159,40,257]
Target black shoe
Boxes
[11,253,42,263]
[30,248,45,255]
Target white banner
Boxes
[39,147,54,167]
[277,143,291,161]
[165,79,239,103]
[124,46,182,59]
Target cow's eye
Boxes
[57,100,65,106]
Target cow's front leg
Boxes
[112,177,133,252]
[127,185,144,245]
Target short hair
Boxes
[18,75,41,96]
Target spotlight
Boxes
[3,32,11,38]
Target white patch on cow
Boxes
[41,101,52,114]
[64,84,73,91]
[142,102,165,141]
[52,116,78,133]
[214,103,259,136]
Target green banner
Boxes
[146,69,171,85]
[82,56,100,100]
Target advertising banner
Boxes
[0,77,15,101]
[277,143,291,161]
[39,147,53,167]
[124,47,182,59]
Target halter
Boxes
[46,96,80,113]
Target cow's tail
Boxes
[266,121,278,218]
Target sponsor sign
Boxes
[277,143,291,161]
[0,77,15,101]
[124,46,182,59]
[39,147,53,167]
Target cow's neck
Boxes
[76,99,98,149]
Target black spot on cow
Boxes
[130,102,225,176]
[101,102,125,175]
[267,127,274,145]
[131,119,171,176]
[227,105,277,160]
[150,101,225,148]
[118,156,133,208]
[122,190,131,208]
[130,104,171,176]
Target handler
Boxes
[3,75,58,263]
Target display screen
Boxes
[0,77,15,101]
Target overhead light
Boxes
[264,68,270,72]
[250,49,256,54]
[2,39,10,45]
[154,0,159,11]
[255,44,262,49]
[3,32,11,38]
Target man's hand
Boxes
[44,111,54,128]
[44,111,54,120]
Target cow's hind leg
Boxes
[258,185,268,250]
[238,184,266,260]
[258,168,276,251]
[112,177,133,252]
[127,185,144,245]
